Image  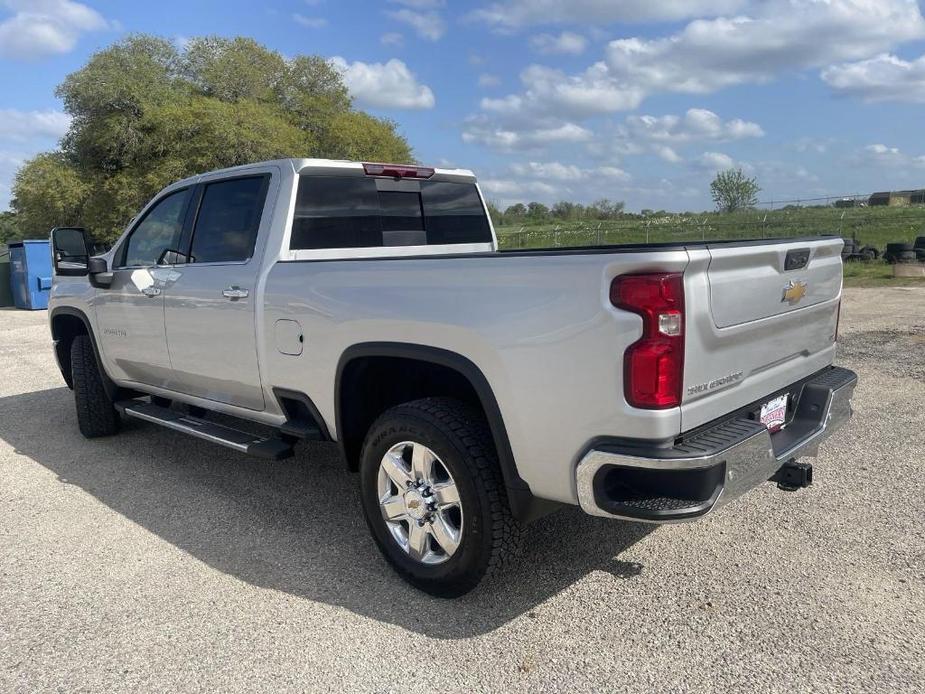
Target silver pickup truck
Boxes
[48,158,857,596]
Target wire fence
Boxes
[495,192,925,250]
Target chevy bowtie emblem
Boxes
[782,280,808,305]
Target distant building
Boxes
[868,190,925,206]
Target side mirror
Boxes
[51,227,90,276]
[157,248,190,265]
[88,256,114,289]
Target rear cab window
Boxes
[290,174,492,255]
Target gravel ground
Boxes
[1,288,923,693]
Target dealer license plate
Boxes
[759,394,788,432]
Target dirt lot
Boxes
[1,288,923,693]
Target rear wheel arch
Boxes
[334,343,543,521]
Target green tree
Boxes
[526,201,549,219]
[11,153,89,234]
[319,111,412,162]
[0,211,20,245]
[710,168,760,213]
[590,198,624,219]
[551,201,574,219]
[484,200,503,226]
[503,203,526,219]
[12,34,414,243]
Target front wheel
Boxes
[70,334,120,438]
[359,397,523,597]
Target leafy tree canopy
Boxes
[0,211,20,246]
[12,35,413,243]
[710,168,760,213]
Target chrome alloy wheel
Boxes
[377,441,463,565]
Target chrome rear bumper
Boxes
[575,366,857,522]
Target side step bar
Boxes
[116,401,294,460]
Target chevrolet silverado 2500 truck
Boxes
[48,159,857,596]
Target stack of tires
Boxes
[915,236,925,262]
[859,245,879,261]
[841,238,858,260]
[884,242,918,264]
[841,238,878,262]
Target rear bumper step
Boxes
[575,365,857,522]
[116,401,294,461]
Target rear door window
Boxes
[291,175,491,250]
[189,176,268,264]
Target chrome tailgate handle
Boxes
[141,286,161,297]
[222,286,249,300]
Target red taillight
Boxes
[363,162,435,179]
[611,273,685,409]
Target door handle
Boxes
[141,286,161,297]
[222,286,249,300]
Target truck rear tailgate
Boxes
[680,237,843,431]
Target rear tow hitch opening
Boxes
[771,459,813,491]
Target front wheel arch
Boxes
[50,307,118,399]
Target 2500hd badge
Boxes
[688,370,744,395]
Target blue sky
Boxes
[2,0,925,212]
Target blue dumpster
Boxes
[9,240,52,310]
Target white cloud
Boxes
[822,53,925,102]
[595,165,631,181]
[509,161,632,182]
[293,14,327,28]
[0,109,70,140]
[510,161,584,180]
[478,73,501,88]
[623,109,764,144]
[603,1,924,95]
[0,0,112,60]
[388,0,443,7]
[653,145,683,164]
[470,0,745,29]
[696,151,736,171]
[387,7,445,41]
[380,32,404,47]
[481,63,643,121]
[462,118,592,151]
[330,57,435,109]
[530,31,587,55]
[479,178,558,198]
[856,143,925,169]
[793,137,831,154]
[470,1,925,123]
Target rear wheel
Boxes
[358,397,523,597]
[70,334,120,438]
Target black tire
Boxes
[358,397,523,597]
[885,242,913,264]
[860,247,876,262]
[914,236,925,251]
[70,334,120,438]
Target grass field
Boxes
[495,204,925,251]
[495,204,925,287]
